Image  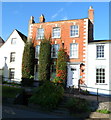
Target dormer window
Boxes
[37,28,44,40]
[70,25,79,37]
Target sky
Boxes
[1,2,110,41]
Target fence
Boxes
[67,85,111,102]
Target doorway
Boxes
[67,65,79,88]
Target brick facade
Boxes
[28,6,94,87]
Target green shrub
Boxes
[96,109,111,114]
[29,81,64,110]
[22,41,35,86]
[56,48,67,85]
[66,97,90,113]
[2,86,23,98]
[38,38,51,82]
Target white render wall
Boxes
[0,30,25,82]
[109,43,111,95]
[87,42,110,95]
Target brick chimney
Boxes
[39,14,45,23]
[88,6,94,24]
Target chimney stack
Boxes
[27,16,35,43]
[39,14,45,23]
[88,6,94,24]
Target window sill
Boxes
[52,37,61,39]
[70,57,78,59]
[96,58,106,60]
[37,38,44,40]
[51,57,57,59]
[95,83,108,85]
[70,35,79,38]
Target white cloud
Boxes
[62,16,68,20]
[51,8,64,19]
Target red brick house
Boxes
[28,6,94,88]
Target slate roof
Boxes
[15,29,27,43]
[0,37,5,47]
[89,40,111,44]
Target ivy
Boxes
[38,38,51,82]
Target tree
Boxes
[56,48,67,85]
[22,41,35,86]
[38,38,51,82]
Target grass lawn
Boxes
[2,85,23,98]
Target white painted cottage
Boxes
[0,29,27,83]
[87,40,111,95]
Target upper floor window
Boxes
[70,25,79,37]
[10,52,15,62]
[35,45,40,58]
[70,43,78,58]
[51,44,59,58]
[52,27,60,38]
[96,68,105,83]
[37,28,44,39]
[9,68,15,80]
[96,45,104,58]
[11,38,16,44]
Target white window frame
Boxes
[11,38,16,44]
[35,45,40,58]
[37,28,44,40]
[70,43,78,58]
[51,44,59,58]
[10,52,15,62]
[96,44,105,59]
[9,68,15,80]
[70,25,79,37]
[96,68,105,84]
[52,27,61,38]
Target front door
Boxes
[67,65,79,87]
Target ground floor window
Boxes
[9,68,15,80]
[96,68,105,83]
[50,64,56,81]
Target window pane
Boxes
[10,52,15,62]
[52,27,60,38]
[70,43,78,58]
[96,68,105,83]
[70,25,79,37]
[11,38,16,44]
[35,45,40,58]
[37,28,44,39]
[9,68,15,79]
[96,45,104,58]
[51,44,59,58]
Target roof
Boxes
[15,29,27,43]
[89,40,111,44]
[0,37,4,43]
[0,37,5,47]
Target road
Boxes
[2,105,79,119]
[2,105,63,118]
